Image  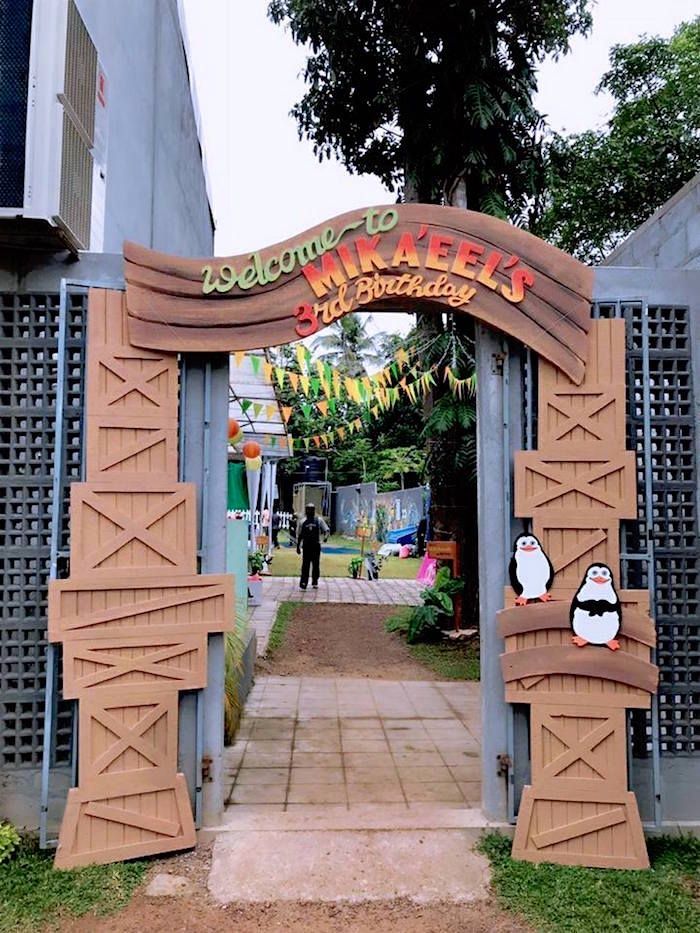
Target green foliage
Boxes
[224,607,249,744]
[406,567,465,643]
[385,609,480,679]
[312,315,386,376]
[0,823,20,865]
[266,601,299,656]
[347,555,363,577]
[248,550,265,575]
[0,836,146,933]
[268,0,591,211]
[479,832,700,933]
[379,446,425,489]
[536,18,700,262]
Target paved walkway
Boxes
[208,574,489,904]
[251,576,422,654]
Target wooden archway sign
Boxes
[48,205,657,871]
[123,204,593,384]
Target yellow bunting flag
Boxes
[337,426,346,440]
[354,418,362,431]
[396,348,409,369]
[266,404,277,420]
[332,370,342,399]
[275,367,286,389]
[263,362,273,382]
[288,372,300,392]
[234,351,245,367]
[296,344,307,372]
[299,374,310,395]
[281,406,292,423]
[361,376,372,398]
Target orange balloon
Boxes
[228,418,240,439]
[242,440,261,459]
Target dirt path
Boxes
[257,602,438,679]
[58,846,527,933]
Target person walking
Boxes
[297,503,329,590]
[271,508,281,548]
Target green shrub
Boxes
[348,556,363,577]
[406,567,464,643]
[0,823,20,865]
[248,549,265,575]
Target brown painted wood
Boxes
[497,600,656,647]
[123,204,593,384]
[501,645,658,693]
[51,288,234,869]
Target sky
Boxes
[179,0,696,335]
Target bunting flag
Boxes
[275,367,286,389]
[299,374,310,395]
[288,372,300,391]
[281,406,292,423]
[445,366,476,398]
[240,399,252,413]
[296,344,308,372]
[250,355,261,376]
[300,402,313,419]
[252,402,263,418]
[317,400,329,416]
[263,361,273,382]
[337,426,346,440]
[234,350,245,368]
[332,369,342,399]
[265,403,277,420]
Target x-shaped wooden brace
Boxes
[97,352,174,411]
[545,386,618,445]
[521,453,634,513]
[86,699,172,777]
[69,641,198,691]
[78,487,192,571]
[540,713,617,781]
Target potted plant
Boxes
[348,556,363,579]
[248,549,265,605]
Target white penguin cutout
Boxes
[570,563,622,651]
[509,534,554,606]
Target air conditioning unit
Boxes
[0,0,107,253]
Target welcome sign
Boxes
[123,204,593,383]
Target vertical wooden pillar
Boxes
[49,290,233,868]
[501,320,658,869]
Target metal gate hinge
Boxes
[201,755,213,782]
[491,352,506,375]
[497,753,512,777]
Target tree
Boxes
[313,314,387,376]
[268,0,591,212]
[535,18,700,263]
[380,446,425,489]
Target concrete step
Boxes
[207,826,491,904]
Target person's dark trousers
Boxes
[300,546,321,588]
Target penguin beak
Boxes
[592,576,607,584]
[520,545,537,552]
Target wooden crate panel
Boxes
[70,482,197,577]
[514,450,636,517]
[49,574,234,641]
[538,320,626,452]
[85,416,178,482]
[512,788,648,869]
[532,513,620,597]
[530,705,627,792]
[87,289,179,420]
[78,691,178,788]
[62,633,208,697]
[54,774,195,869]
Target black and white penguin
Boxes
[570,563,622,650]
[509,534,554,606]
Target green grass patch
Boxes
[266,600,299,656]
[269,534,421,579]
[0,836,146,933]
[385,609,480,680]
[478,832,700,933]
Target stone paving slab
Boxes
[208,828,490,904]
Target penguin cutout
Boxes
[509,534,554,606]
[570,563,622,651]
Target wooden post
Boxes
[427,540,461,631]
[49,290,233,868]
[503,320,658,869]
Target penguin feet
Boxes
[572,635,588,647]
[514,596,528,606]
[538,593,553,602]
[606,639,620,651]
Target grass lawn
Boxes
[267,533,421,580]
[479,832,700,933]
[385,607,480,680]
[0,837,146,933]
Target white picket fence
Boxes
[227,509,294,529]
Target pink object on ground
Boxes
[399,545,411,559]
[416,555,437,586]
